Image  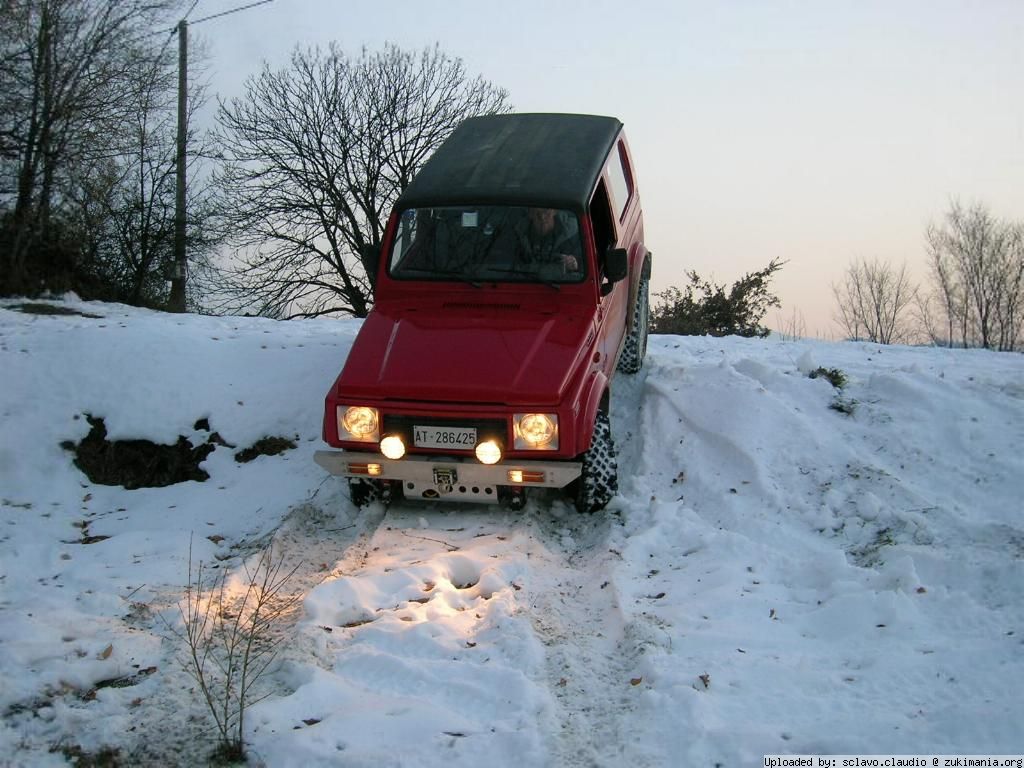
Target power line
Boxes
[191,0,274,26]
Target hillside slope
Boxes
[1,298,1021,766]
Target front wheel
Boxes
[573,410,618,513]
[617,277,650,374]
[348,478,402,508]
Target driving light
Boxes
[339,406,379,442]
[514,413,558,450]
[508,469,545,484]
[475,439,502,465]
[380,435,406,460]
[349,462,383,476]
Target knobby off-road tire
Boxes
[573,410,618,514]
[348,478,381,508]
[617,277,650,375]
[348,478,402,509]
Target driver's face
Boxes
[529,208,556,233]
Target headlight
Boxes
[475,439,502,465]
[380,435,406,460]
[514,413,558,450]
[338,406,379,442]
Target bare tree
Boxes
[832,257,918,344]
[210,43,510,319]
[925,201,1023,350]
[0,0,182,295]
[994,223,1024,351]
[774,305,807,341]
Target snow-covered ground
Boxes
[1,297,1022,767]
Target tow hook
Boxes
[507,486,526,511]
[432,468,457,494]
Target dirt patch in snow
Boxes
[9,302,102,318]
[234,436,296,463]
[62,415,215,489]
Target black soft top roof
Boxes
[396,113,623,213]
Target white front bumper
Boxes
[314,450,582,504]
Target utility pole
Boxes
[168,18,188,313]
[166,0,274,314]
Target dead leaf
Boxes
[557,678,568,687]
[699,673,710,689]
[630,677,643,686]
[98,644,113,660]
[207,535,224,545]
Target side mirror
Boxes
[603,247,629,291]
[360,243,381,291]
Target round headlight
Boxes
[518,413,556,447]
[475,439,502,465]
[380,435,406,460]
[341,406,378,438]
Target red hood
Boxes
[336,301,595,406]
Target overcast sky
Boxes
[190,0,1023,337]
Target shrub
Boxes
[809,367,848,389]
[168,543,300,763]
[650,259,785,337]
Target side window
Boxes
[606,141,633,221]
[590,180,615,275]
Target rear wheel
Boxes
[573,410,618,513]
[617,277,650,374]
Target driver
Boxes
[516,207,581,273]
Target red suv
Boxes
[315,113,651,512]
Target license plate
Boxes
[413,425,477,449]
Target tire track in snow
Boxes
[518,515,645,768]
[513,367,657,767]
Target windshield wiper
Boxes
[397,267,483,287]
[488,267,561,291]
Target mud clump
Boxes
[64,415,214,489]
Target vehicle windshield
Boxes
[388,205,586,284]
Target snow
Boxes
[1,297,1022,766]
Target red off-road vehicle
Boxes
[315,113,651,512]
